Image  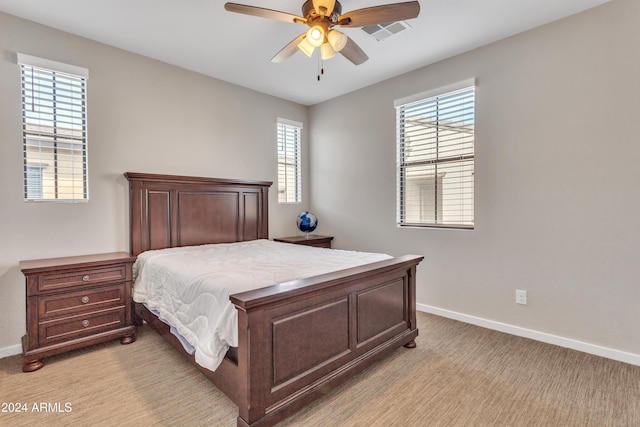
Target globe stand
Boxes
[305,231,310,240]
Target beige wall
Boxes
[2,0,639,365]
[0,12,308,352]
[309,0,640,362]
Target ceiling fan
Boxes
[224,0,420,65]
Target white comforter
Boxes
[132,239,391,371]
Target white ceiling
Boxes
[0,0,610,106]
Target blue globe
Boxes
[296,211,318,233]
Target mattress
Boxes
[132,239,392,371]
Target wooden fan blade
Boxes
[337,1,420,27]
[312,0,336,16]
[224,3,305,24]
[339,37,369,65]
[271,33,306,63]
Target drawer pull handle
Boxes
[82,275,90,282]
[81,320,90,328]
[81,296,90,304]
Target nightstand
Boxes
[20,252,137,372]
[274,235,334,248]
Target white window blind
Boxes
[19,53,88,202]
[277,118,302,204]
[396,81,475,228]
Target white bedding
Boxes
[132,239,392,371]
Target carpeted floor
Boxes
[1,312,638,426]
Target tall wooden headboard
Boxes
[125,172,272,256]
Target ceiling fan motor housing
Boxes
[302,0,342,22]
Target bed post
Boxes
[235,305,270,426]
[403,261,419,348]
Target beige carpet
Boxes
[1,312,638,426]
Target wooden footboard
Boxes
[230,254,422,426]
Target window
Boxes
[276,118,302,204]
[395,79,475,228]
[25,164,45,199]
[18,53,89,202]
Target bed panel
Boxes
[177,191,240,245]
[243,192,261,240]
[272,297,351,387]
[356,277,407,344]
[147,190,171,250]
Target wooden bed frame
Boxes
[125,172,423,427]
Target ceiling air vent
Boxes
[361,21,412,41]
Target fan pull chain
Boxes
[317,51,324,81]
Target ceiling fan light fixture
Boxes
[321,42,336,60]
[225,0,420,67]
[298,37,316,57]
[327,29,347,52]
[306,25,325,47]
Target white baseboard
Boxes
[0,344,22,359]
[417,303,640,367]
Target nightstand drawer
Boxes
[39,308,126,345]
[36,265,130,293]
[38,284,126,320]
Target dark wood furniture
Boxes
[273,235,334,248]
[125,172,423,427]
[20,252,137,372]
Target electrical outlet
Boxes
[516,290,527,305]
